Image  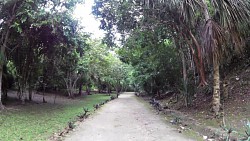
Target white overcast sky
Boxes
[74,0,105,39]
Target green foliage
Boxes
[93,0,250,116]
[82,39,133,93]
[118,28,181,95]
[0,0,90,99]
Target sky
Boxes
[74,0,105,39]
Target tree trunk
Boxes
[78,82,82,95]
[0,65,5,109]
[180,49,189,107]
[20,88,26,104]
[64,78,72,97]
[86,84,90,95]
[107,84,111,96]
[28,86,32,101]
[201,0,221,116]
[121,85,124,93]
[2,88,7,102]
[115,86,119,98]
[69,78,72,97]
[42,84,46,103]
[222,79,229,100]
[212,55,220,115]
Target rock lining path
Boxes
[64,92,194,141]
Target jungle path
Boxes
[64,92,194,141]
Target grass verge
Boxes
[0,94,114,141]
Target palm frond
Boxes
[202,19,226,63]
[211,0,250,27]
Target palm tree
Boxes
[136,0,250,115]
[200,0,250,115]
[157,0,250,115]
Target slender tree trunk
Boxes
[17,85,21,100]
[69,77,72,97]
[3,88,7,102]
[116,87,119,98]
[20,87,26,104]
[98,86,101,93]
[42,84,46,103]
[72,76,79,96]
[85,84,88,94]
[0,65,4,109]
[212,55,220,115]
[222,79,229,99]
[107,84,111,96]
[64,77,72,97]
[86,84,90,95]
[180,49,188,106]
[115,81,120,97]
[28,89,32,101]
[79,82,82,95]
[28,84,32,101]
[121,85,124,93]
[53,93,57,104]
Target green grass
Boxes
[183,130,204,141]
[0,94,113,141]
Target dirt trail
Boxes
[64,92,194,141]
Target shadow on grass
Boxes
[0,93,114,141]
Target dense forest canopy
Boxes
[0,0,249,117]
[0,0,132,109]
[93,0,250,115]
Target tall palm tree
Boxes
[153,0,250,115]
[200,0,250,115]
[133,0,250,115]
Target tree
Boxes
[82,39,133,95]
[0,0,85,105]
[118,29,181,95]
[93,0,250,115]
[82,39,110,93]
[0,0,19,108]
[198,0,249,115]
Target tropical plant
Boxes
[93,0,250,115]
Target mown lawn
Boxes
[0,94,113,141]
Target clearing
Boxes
[0,91,113,141]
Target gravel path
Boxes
[64,92,194,141]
